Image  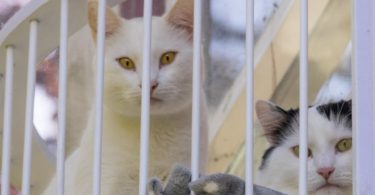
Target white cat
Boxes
[43,0,208,194]
[255,100,352,195]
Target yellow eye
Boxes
[336,138,352,152]
[291,146,312,158]
[160,51,177,66]
[117,57,135,70]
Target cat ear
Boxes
[256,100,288,145]
[165,0,194,39]
[88,1,121,38]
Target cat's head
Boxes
[255,100,352,195]
[87,0,194,116]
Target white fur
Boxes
[103,17,195,116]
[43,12,208,195]
[256,107,352,195]
[65,26,96,156]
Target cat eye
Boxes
[160,51,177,66]
[291,146,312,158]
[117,57,135,70]
[336,138,352,152]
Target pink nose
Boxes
[317,167,335,180]
[139,81,159,94]
[151,81,158,93]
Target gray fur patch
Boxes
[148,165,285,195]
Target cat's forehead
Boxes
[309,108,351,138]
[106,17,191,58]
[285,108,351,146]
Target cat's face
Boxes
[88,0,194,116]
[256,100,352,195]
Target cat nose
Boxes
[139,81,158,94]
[317,167,335,180]
[151,81,158,94]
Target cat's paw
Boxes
[148,178,164,195]
[148,165,192,195]
[162,165,191,195]
[189,173,245,195]
[189,173,285,195]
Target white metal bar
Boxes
[56,0,69,194]
[93,0,106,194]
[191,0,202,186]
[139,0,153,194]
[22,20,39,195]
[299,0,308,194]
[1,46,14,195]
[353,0,375,194]
[245,0,254,194]
[373,3,375,191]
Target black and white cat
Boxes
[147,100,352,195]
[255,100,352,195]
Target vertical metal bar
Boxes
[245,0,254,194]
[191,0,202,186]
[353,0,375,194]
[138,0,152,194]
[22,19,39,195]
[373,4,375,192]
[93,0,106,194]
[299,0,308,195]
[56,0,69,194]
[2,46,14,195]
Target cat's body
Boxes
[255,100,352,195]
[45,102,207,194]
[43,0,208,194]
[59,99,207,194]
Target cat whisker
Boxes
[156,88,182,93]
[165,84,192,90]
[156,92,182,97]
[158,87,181,92]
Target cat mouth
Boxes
[137,97,162,106]
[150,97,163,103]
[316,183,341,191]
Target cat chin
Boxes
[149,101,192,115]
[109,100,192,117]
[311,185,352,195]
[277,186,351,195]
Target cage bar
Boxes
[353,0,375,194]
[56,0,69,194]
[299,0,308,195]
[1,46,14,195]
[93,0,107,194]
[22,20,39,195]
[245,0,254,194]
[191,0,202,186]
[138,0,153,194]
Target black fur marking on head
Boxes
[259,146,276,170]
[266,106,299,146]
[316,100,352,129]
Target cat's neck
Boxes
[98,98,198,136]
[104,102,193,122]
